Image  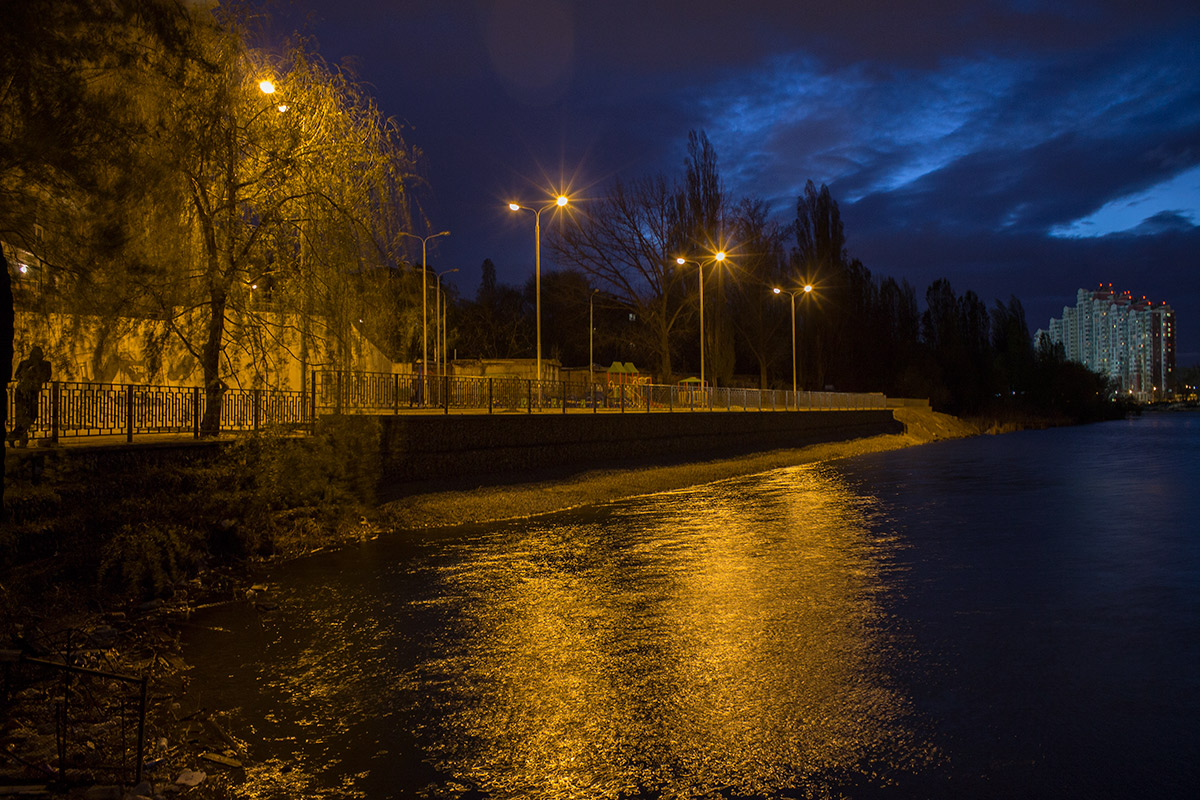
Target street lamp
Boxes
[675,251,725,388]
[509,195,569,405]
[398,229,450,405]
[589,288,600,411]
[435,267,459,380]
[773,283,813,406]
[257,79,289,113]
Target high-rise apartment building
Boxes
[1036,285,1176,400]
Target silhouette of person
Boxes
[7,345,51,447]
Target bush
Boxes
[4,418,382,604]
[98,520,201,598]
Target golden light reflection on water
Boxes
[189,463,938,799]
[413,464,937,798]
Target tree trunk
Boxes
[200,289,227,436]
[656,320,673,382]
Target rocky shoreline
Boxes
[1,406,979,798]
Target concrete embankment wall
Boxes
[5,410,901,508]
[376,410,901,496]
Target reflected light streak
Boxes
[417,465,936,797]
[183,466,939,799]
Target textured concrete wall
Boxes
[377,410,901,489]
[14,411,900,505]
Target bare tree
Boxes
[792,180,847,388]
[727,198,790,388]
[4,2,424,433]
[139,17,422,432]
[548,174,690,379]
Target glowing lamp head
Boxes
[676,257,686,265]
[259,80,276,95]
[556,195,569,207]
[803,284,813,293]
[715,251,726,261]
[773,287,782,295]
[509,203,521,211]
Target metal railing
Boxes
[3,373,885,444]
[1,634,149,787]
[314,370,887,416]
[4,380,311,444]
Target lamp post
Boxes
[509,195,569,406]
[773,283,813,405]
[435,267,459,379]
[589,288,600,411]
[675,251,725,388]
[257,80,289,113]
[398,230,450,406]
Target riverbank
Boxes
[0,405,980,798]
[183,411,1200,800]
[377,406,979,530]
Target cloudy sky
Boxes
[270,0,1200,364]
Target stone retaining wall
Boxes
[5,411,902,506]
[376,410,901,492]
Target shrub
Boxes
[98,521,201,598]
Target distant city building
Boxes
[1036,285,1176,400]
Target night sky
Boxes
[267,0,1200,365]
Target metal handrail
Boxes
[312,370,888,416]
[4,373,887,443]
[4,380,311,444]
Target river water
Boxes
[184,412,1200,799]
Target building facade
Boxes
[1036,285,1176,400]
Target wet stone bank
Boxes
[375,408,903,497]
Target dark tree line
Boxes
[529,139,1123,420]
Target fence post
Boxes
[488,378,494,414]
[645,384,651,413]
[51,381,60,444]
[527,380,532,414]
[135,675,148,784]
[393,374,399,416]
[310,372,318,429]
[253,388,261,431]
[126,384,134,442]
[193,387,200,438]
[444,375,450,415]
[336,371,343,415]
